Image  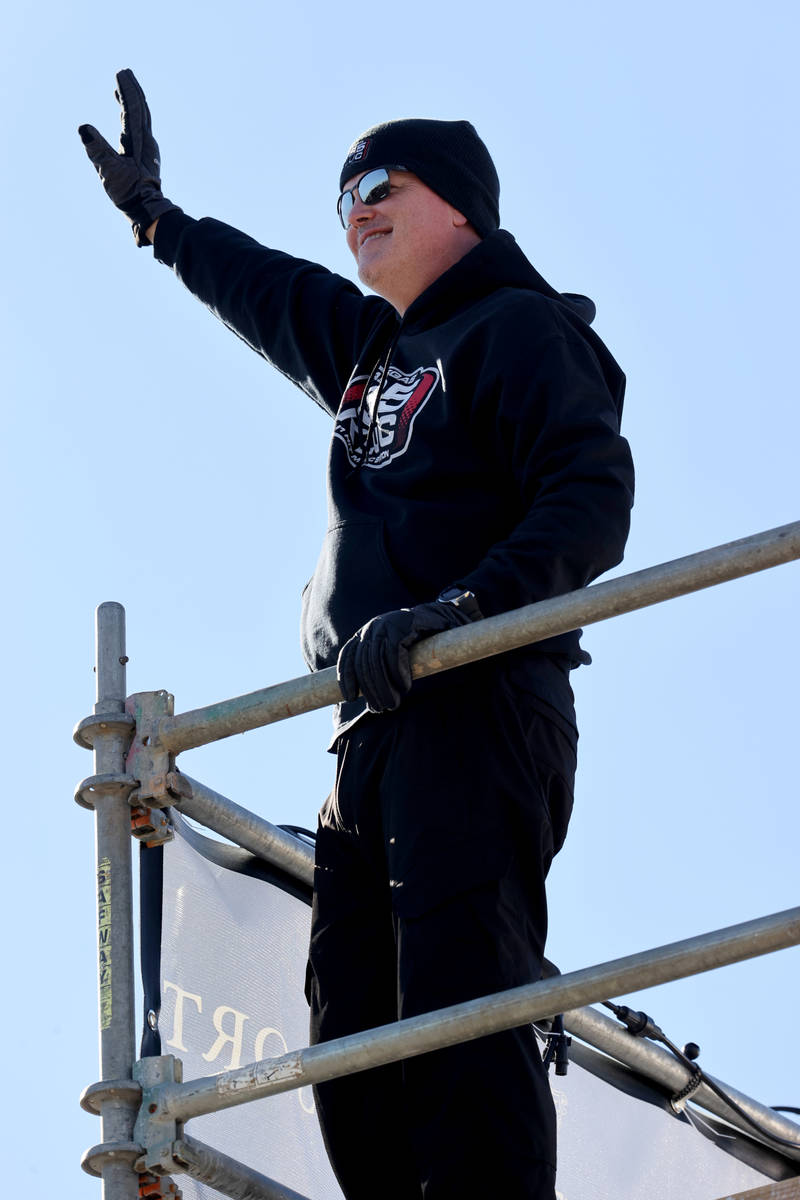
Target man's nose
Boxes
[347,194,375,226]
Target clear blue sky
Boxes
[2,1,798,1193]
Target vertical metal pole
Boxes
[92,602,138,1200]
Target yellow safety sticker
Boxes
[98,856,112,1030]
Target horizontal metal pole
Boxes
[563,1005,800,1159]
[163,667,341,755]
[151,811,798,1156]
[157,520,800,754]
[149,809,799,1161]
[171,775,315,886]
[173,1135,311,1200]
[146,905,800,1126]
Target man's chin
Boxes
[357,262,383,293]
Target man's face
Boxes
[341,169,479,315]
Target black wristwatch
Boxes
[437,587,483,622]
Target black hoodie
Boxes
[154,213,634,733]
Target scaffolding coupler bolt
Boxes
[138,1171,182,1199]
[130,803,174,845]
[129,773,191,844]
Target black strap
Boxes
[139,840,164,1057]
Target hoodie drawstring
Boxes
[347,321,404,475]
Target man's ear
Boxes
[452,209,481,243]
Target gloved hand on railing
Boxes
[78,68,179,246]
[337,590,482,713]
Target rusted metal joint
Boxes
[130,803,174,846]
[128,771,191,844]
[138,1170,183,1198]
[126,691,175,795]
[121,691,181,844]
[138,770,194,806]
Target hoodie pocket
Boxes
[300,518,418,671]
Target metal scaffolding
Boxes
[75,520,800,1200]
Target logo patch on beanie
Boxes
[344,137,372,168]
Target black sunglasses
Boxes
[337,166,406,229]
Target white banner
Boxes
[155,816,788,1199]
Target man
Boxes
[80,71,634,1199]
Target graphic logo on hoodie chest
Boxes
[334,364,440,469]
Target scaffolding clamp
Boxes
[126,690,175,796]
[133,1055,186,1178]
[124,691,181,844]
[138,1170,183,1198]
[130,802,174,845]
[130,769,193,844]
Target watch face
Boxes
[438,589,481,619]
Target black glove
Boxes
[79,69,179,246]
[337,591,482,713]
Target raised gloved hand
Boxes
[78,69,179,246]
[337,590,482,713]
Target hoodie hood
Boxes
[402,229,597,331]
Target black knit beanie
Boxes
[339,118,500,238]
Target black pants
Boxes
[306,660,577,1200]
